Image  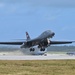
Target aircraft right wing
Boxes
[0,41,24,45]
[50,41,75,44]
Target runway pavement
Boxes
[0,54,75,60]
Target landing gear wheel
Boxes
[30,48,35,52]
[44,53,47,56]
[40,48,45,51]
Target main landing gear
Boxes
[30,47,46,52]
[40,47,45,51]
[30,48,35,52]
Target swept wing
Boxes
[50,41,74,44]
[0,41,24,45]
[0,40,74,45]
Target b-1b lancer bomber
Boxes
[0,30,74,55]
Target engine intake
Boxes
[38,39,51,48]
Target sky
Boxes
[0,0,75,45]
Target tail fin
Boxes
[26,32,31,40]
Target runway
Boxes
[0,54,75,60]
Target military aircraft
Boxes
[0,30,74,55]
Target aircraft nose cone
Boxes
[52,32,55,36]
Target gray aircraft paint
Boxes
[0,30,74,55]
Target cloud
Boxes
[61,26,75,31]
[0,1,19,15]
[0,0,75,8]
[45,10,62,21]
[26,0,75,7]
[0,2,5,8]
[0,0,75,16]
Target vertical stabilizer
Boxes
[26,32,31,40]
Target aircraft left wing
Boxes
[50,41,75,44]
[0,40,74,47]
[0,41,24,45]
